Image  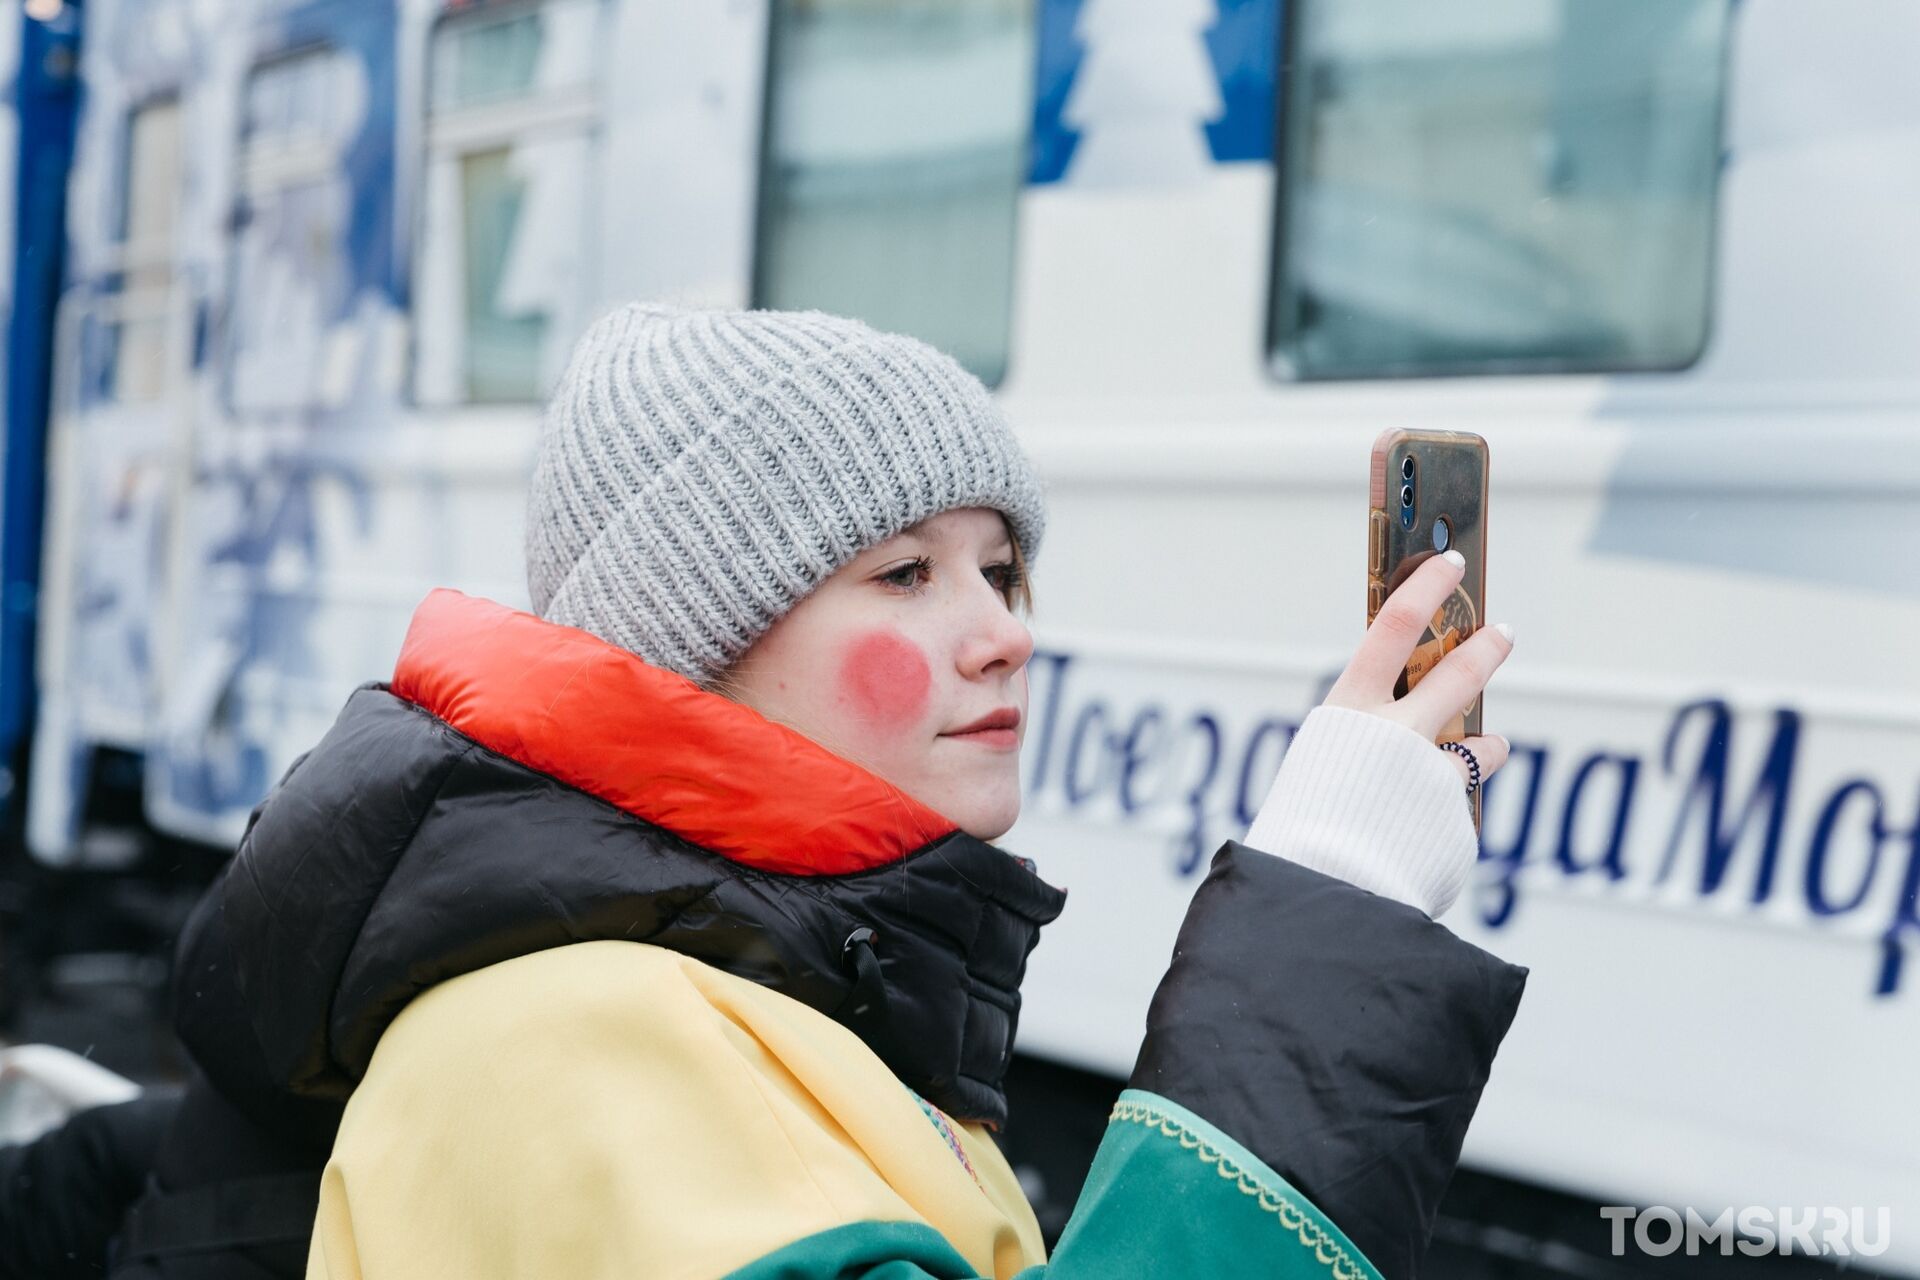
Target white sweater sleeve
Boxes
[1242,704,1479,919]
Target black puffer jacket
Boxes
[6,590,1526,1280]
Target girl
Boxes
[116,305,1524,1280]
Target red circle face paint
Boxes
[839,629,932,732]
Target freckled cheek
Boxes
[838,630,933,732]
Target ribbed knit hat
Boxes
[525,303,1047,683]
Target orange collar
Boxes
[390,590,957,875]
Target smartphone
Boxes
[1368,429,1490,833]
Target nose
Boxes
[954,590,1034,681]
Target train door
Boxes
[143,2,405,844]
[1,0,80,832]
[28,0,196,866]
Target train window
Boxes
[415,0,602,405]
[228,48,367,412]
[109,97,182,403]
[1268,0,1730,379]
[754,0,1033,387]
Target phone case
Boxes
[1368,429,1490,832]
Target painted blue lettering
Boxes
[1232,717,1298,828]
[1803,779,1886,917]
[1116,707,1168,814]
[1063,701,1114,808]
[1554,752,1640,881]
[1175,713,1223,877]
[1874,784,1920,997]
[1656,701,1799,903]
[1475,743,1551,930]
[1023,650,1074,798]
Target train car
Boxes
[2,0,30,1035]
[5,0,81,828]
[2,6,26,789]
[18,0,1919,1272]
[1,15,13,448]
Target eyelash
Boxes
[876,556,1023,601]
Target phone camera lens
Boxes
[1401,456,1415,481]
[1400,484,1414,509]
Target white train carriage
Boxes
[28,0,1919,1269]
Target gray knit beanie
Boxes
[525,303,1047,683]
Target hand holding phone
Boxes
[1342,430,1512,831]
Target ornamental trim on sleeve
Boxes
[1110,1098,1370,1280]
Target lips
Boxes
[941,707,1022,751]
[946,708,1021,735]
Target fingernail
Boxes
[1493,621,1515,643]
[1441,549,1466,570]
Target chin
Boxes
[909,750,1023,843]
[949,788,1022,843]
